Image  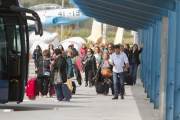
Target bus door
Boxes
[0,15,26,103]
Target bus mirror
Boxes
[35,20,43,36]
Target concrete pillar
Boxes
[159,17,168,120]
[173,2,180,120]
[88,19,102,44]
[145,30,149,93]
[114,27,124,44]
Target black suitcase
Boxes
[103,82,109,95]
[95,82,104,94]
[9,80,20,101]
[72,81,76,95]
[125,74,133,85]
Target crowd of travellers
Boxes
[32,42,143,102]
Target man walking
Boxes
[71,44,79,59]
[110,45,129,100]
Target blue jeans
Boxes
[130,63,138,84]
[113,71,125,97]
[54,84,64,101]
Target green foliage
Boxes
[22,2,30,8]
[122,41,133,45]
[84,38,94,48]
[29,0,74,7]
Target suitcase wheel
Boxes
[28,96,36,100]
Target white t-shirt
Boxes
[110,51,129,73]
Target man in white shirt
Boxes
[110,45,129,100]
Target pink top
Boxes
[79,47,87,58]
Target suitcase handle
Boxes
[10,79,18,82]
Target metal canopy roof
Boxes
[69,0,177,31]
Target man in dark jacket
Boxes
[71,44,79,59]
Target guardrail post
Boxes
[154,21,162,109]
[173,2,180,120]
[150,24,157,103]
[147,27,152,98]
[145,29,149,94]
[166,11,176,120]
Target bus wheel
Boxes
[17,102,20,104]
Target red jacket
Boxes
[79,47,87,58]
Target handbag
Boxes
[32,54,35,59]
[54,69,63,84]
[101,62,112,78]
[42,60,50,77]
[65,79,73,92]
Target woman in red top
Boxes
[79,44,87,58]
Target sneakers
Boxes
[112,97,118,100]
[54,100,62,102]
[85,84,88,87]
[44,95,47,98]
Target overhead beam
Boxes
[98,0,168,17]
[93,17,147,29]
[80,9,149,29]
[95,18,139,31]
[72,0,162,21]
[78,6,152,27]
[76,4,155,25]
[127,0,176,11]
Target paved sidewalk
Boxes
[0,78,159,120]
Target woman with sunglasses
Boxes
[81,48,97,87]
[35,50,51,97]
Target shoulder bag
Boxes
[102,61,112,78]
[54,67,63,84]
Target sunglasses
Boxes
[108,49,111,51]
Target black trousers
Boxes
[37,76,49,95]
[85,68,93,85]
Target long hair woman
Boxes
[35,50,51,97]
[129,44,143,85]
[81,48,97,87]
[93,46,102,69]
[33,45,42,67]
[49,44,54,58]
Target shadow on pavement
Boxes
[0,104,82,111]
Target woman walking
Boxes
[35,50,51,97]
[51,49,67,102]
[66,51,74,79]
[33,45,42,67]
[129,44,143,85]
[93,46,102,69]
[94,53,112,95]
[49,44,54,58]
[79,44,87,59]
[81,48,97,87]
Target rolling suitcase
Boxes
[26,77,39,99]
[62,83,72,101]
[49,86,55,97]
[72,81,76,95]
[125,74,133,85]
[95,82,104,94]
[103,83,109,95]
